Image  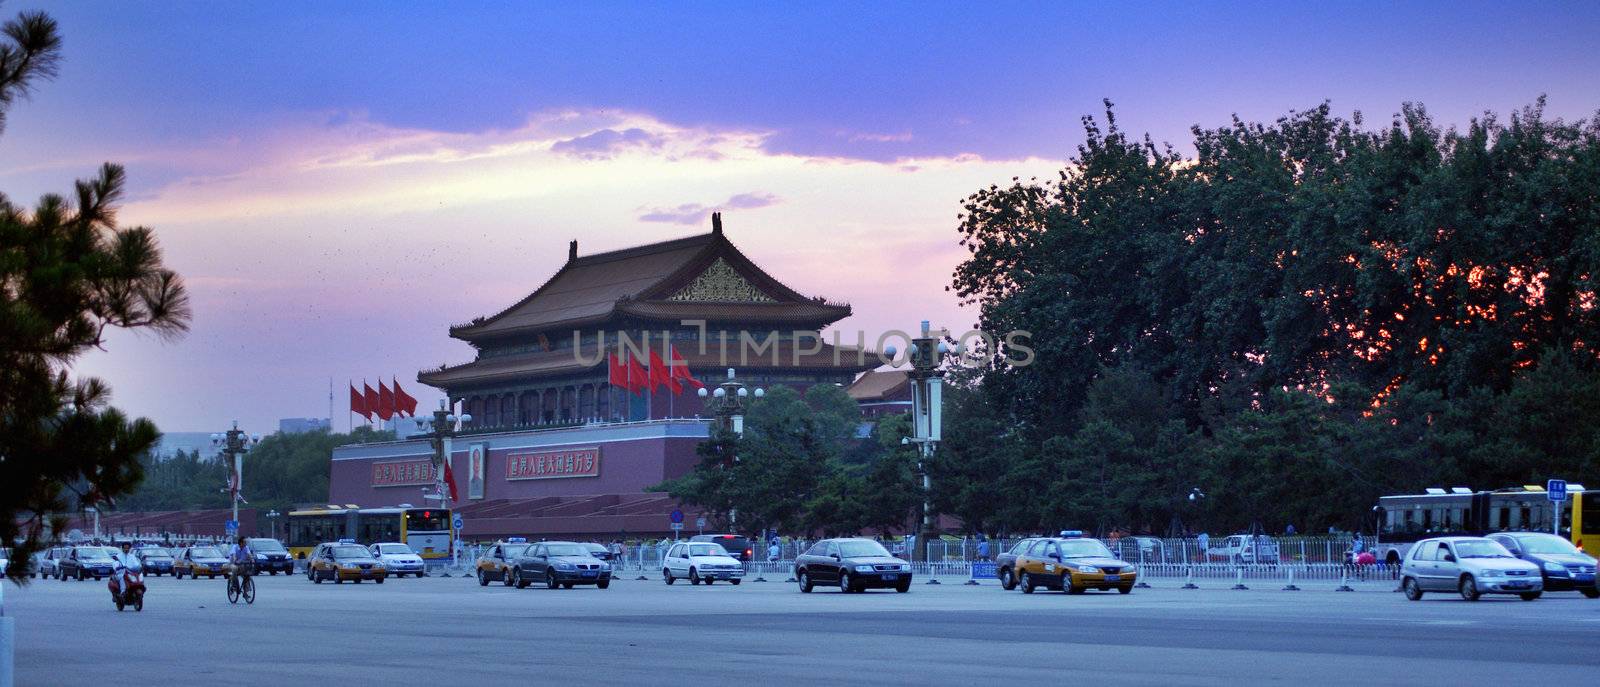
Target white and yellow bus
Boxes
[286,506,454,561]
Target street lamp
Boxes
[211,420,262,537]
[414,399,472,503]
[697,368,764,527]
[887,321,964,562]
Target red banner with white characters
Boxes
[505,447,600,481]
[372,459,435,487]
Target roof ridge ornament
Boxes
[712,211,723,236]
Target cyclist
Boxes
[227,535,254,592]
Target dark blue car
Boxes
[1488,532,1598,597]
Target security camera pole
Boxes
[212,421,261,538]
[895,321,950,563]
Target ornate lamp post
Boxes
[697,368,764,527]
[414,399,470,574]
[266,510,281,540]
[888,321,961,562]
[211,421,261,537]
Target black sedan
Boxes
[60,546,117,581]
[1488,532,1599,597]
[794,538,912,593]
[511,541,612,589]
[133,546,175,576]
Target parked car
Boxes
[133,546,175,576]
[60,546,117,581]
[794,538,912,593]
[369,542,427,577]
[662,541,745,585]
[246,538,296,575]
[1206,534,1280,565]
[995,538,1042,590]
[510,541,611,589]
[1400,536,1543,601]
[1486,532,1598,598]
[691,534,753,562]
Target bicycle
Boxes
[226,563,256,605]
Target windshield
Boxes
[377,544,414,555]
[189,547,223,558]
[77,548,113,560]
[137,548,171,558]
[1059,540,1114,558]
[837,541,892,558]
[1513,535,1581,555]
[248,539,286,553]
[545,544,588,557]
[1453,540,1513,558]
[504,544,531,558]
[689,543,730,557]
[331,545,370,559]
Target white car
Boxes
[662,541,745,586]
[369,542,427,577]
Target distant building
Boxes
[150,432,223,462]
[847,370,912,419]
[279,417,331,434]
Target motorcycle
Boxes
[108,568,146,612]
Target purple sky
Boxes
[4,1,1598,432]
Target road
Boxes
[7,571,1599,685]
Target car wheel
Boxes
[563,582,574,589]
[1402,577,1423,601]
[689,568,701,586]
[798,570,813,593]
[1000,567,1016,591]
[1582,588,1599,599]
[314,570,323,584]
[503,568,515,587]
[1021,573,1036,594]
[895,581,910,593]
[1458,576,1479,602]
[1066,580,1086,595]
[546,571,559,590]
[376,577,385,584]
[1117,585,1133,595]
[663,568,675,585]
[1519,591,1541,601]
[839,572,853,593]
[730,579,741,586]
[597,580,610,589]
[478,569,489,586]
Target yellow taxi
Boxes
[1012,532,1137,594]
[172,544,230,579]
[306,540,388,584]
[475,538,533,587]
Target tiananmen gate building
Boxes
[328,214,903,541]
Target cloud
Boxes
[848,131,914,143]
[638,192,784,224]
[549,127,667,159]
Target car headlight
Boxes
[899,564,911,571]
[1543,561,1565,573]
[854,565,875,573]
[555,562,575,571]
[599,562,611,571]
[1479,569,1503,577]
[1075,564,1100,574]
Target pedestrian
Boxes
[1285,524,1296,536]
[768,539,781,562]
[609,539,622,561]
[976,536,990,562]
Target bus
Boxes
[286,506,454,561]
[1372,485,1588,565]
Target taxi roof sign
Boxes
[1058,530,1084,538]
[337,538,356,544]
[507,537,527,543]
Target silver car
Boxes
[1400,536,1543,601]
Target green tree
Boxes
[1,9,191,581]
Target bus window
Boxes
[1496,508,1510,530]
[1422,509,1434,532]
[1585,493,1600,535]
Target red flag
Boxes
[608,353,628,389]
[443,458,460,503]
[349,383,370,420]
[627,354,649,395]
[670,346,704,390]
[377,380,396,421]
[393,378,418,417]
[650,349,681,394]
[364,382,379,420]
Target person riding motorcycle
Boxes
[227,536,254,588]
[111,541,141,599]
